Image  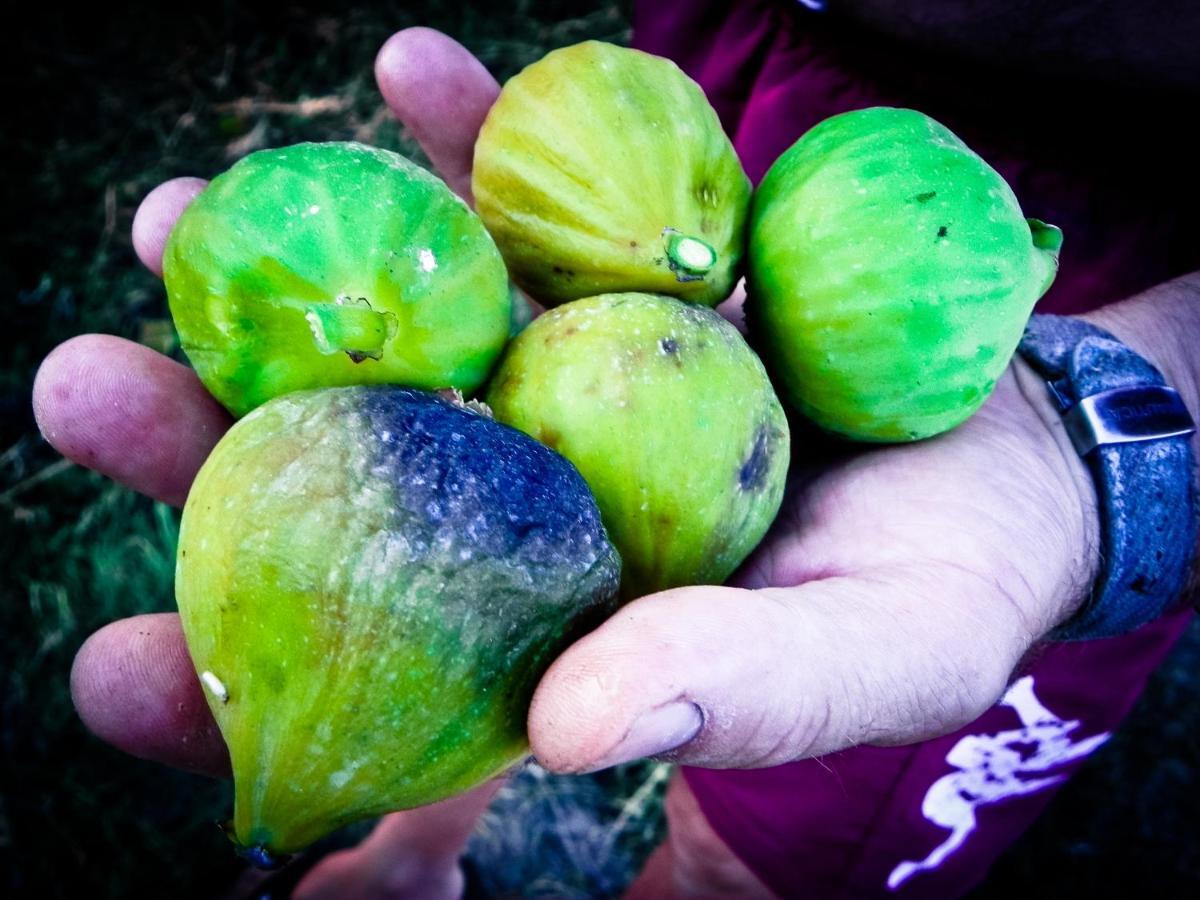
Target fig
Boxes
[177,386,620,859]
[472,41,751,308]
[748,107,1062,441]
[486,293,789,598]
[164,142,512,417]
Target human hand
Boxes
[34,27,1103,785]
[527,361,1102,771]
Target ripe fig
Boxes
[177,386,620,859]
[486,293,789,598]
[473,41,751,308]
[164,142,512,417]
[748,107,1062,441]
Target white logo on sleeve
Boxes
[887,676,1110,891]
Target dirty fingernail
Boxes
[579,701,703,773]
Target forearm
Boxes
[1081,272,1200,423]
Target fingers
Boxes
[71,613,229,777]
[131,177,208,277]
[375,27,500,201]
[528,576,1025,772]
[32,334,230,507]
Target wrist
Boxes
[1008,354,1102,627]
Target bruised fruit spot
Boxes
[913,191,937,203]
[738,428,773,491]
[936,226,949,239]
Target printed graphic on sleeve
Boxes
[888,676,1110,891]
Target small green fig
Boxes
[164,142,512,417]
[748,107,1062,441]
[487,293,789,598]
[177,386,620,859]
[473,41,751,308]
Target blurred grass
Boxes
[2,0,1198,897]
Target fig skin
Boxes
[163,142,512,417]
[177,386,620,857]
[473,41,751,309]
[486,293,789,598]
[748,107,1062,442]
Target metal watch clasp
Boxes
[1057,384,1197,456]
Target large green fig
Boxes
[473,41,751,308]
[748,107,1062,441]
[486,293,789,598]
[164,142,512,417]
[177,386,620,859]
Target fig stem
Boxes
[1027,218,1063,298]
[664,231,717,279]
[305,298,397,361]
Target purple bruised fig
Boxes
[176,386,620,859]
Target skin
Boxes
[31,21,1200,899]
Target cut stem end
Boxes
[305,296,397,362]
[664,232,717,280]
[1027,218,1064,297]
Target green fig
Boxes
[164,142,512,417]
[473,41,751,308]
[748,107,1062,441]
[486,293,789,598]
[177,386,620,859]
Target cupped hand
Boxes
[33,28,1101,784]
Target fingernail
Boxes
[579,701,703,773]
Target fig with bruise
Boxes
[487,293,789,597]
[176,386,620,859]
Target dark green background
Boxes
[2,1,1197,897]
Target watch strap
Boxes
[1018,314,1197,640]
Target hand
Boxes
[34,28,1101,783]
[528,363,1101,770]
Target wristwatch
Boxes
[1017,314,1198,640]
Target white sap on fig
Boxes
[200,671,229,703]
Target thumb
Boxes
[527,577,1023,772]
